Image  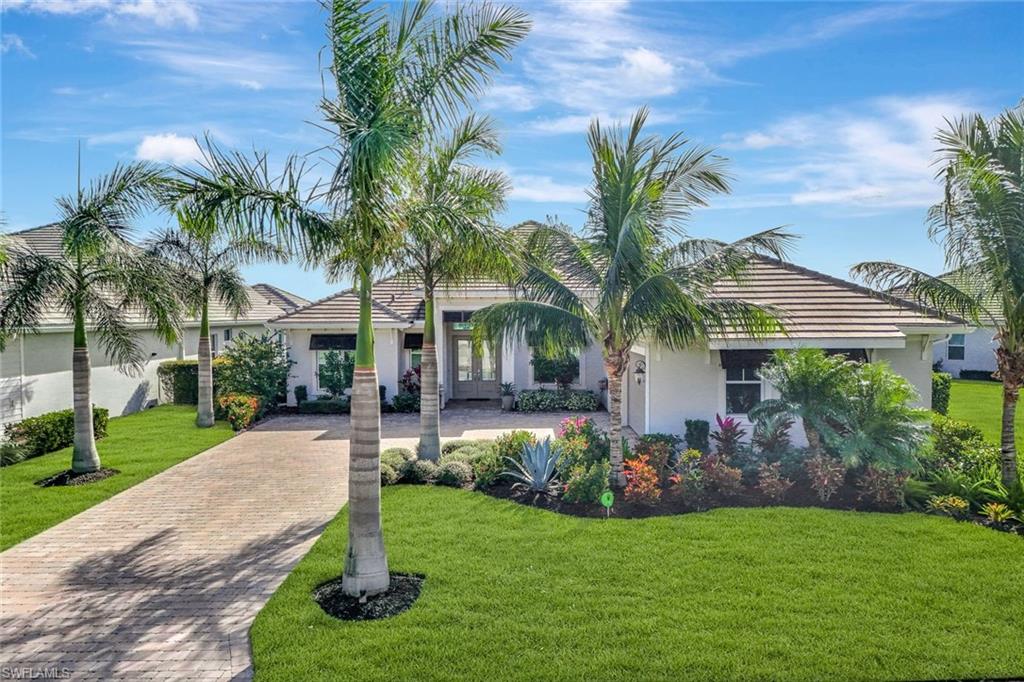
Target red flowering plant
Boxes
[217,393,260,432]
[624,454,661,504]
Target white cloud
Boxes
[135,133,202,164]
[2,0,199,28]
[1,33,35,58]
[509,174,588,203]
[481,84,536,112]
[726,94,979,209]
[52,86,82,96]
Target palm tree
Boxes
[393,114,516,460]
[0,163,179,474]
[472,109,794,486]
[852,104,1024,487]
[168,0,529,596]
[147,210,284,427]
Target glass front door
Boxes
[451,335,499,399]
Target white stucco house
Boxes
[0,224,310,425]
[927,272,998,378]
[271,248,966,442]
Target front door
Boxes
[451,335,499,399]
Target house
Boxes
[927,271,999,378]
[271,238,967,443]
[0,224,301,425]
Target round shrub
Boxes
[441,439,478,455]
[435,460,473,487]
[402,458,438,484]
[441,444,493,465]
[472,452,504,489]
[382,447,416,472]
[380,463,399,486]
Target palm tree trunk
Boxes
[196,297,215,428]
[71,304,101,474]
[998,384,1019,486]
[804,424,823,455]
[418,292,441,461]
[342,268,389,597]
[605,355,627,488]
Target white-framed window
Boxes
[530,348,581,387]
[948,333,966,361]
[210,333,218,353]
[725,366,762,415]
[407,348,423,370]
[316,349,354,393]
[224,328,232,343]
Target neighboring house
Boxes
[0,224,298,425]
[250,283,311,314]
[272,234,966,444]
[927,271,999,377]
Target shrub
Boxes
[441,445,493,465]
[805,454,846,502]
[563,460,611,503]
[503,438,561,493]
[317,351,353,398]
[402,458,438,484]
[400,366,421,395]
[752,414,793,454]
[297,398,349,414]
[702,457,743,497]
[435,460,473,487]
[928,415,994,474]
[4,407,110,458]
[442,439,479,455]
[380,463,400,486]
[381,447,415,471]
[959,369,996,381]
[926,494,970,519]
[472,451,503,489]
[157,359,227,404]
[624,454,661,504]
[757,461,793,501]
[710,414,746,460]
[667,448,704,499]
[218,393,261,431]
[1,442,28,467]
[980,502,1017,523]
[931,372,952,415]
[294,384,308,404]
[856,466,908,510]
[494,430,537,462]
[633,439,673,482]
[218,333,293,410]
[684,419,710,453]
[516,388,599,412]
[391,392,420,413]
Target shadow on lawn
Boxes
[0,521,325,681]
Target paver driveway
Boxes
[0,407,603,681]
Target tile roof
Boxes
[3,224,288,329]
[250,284,311,312]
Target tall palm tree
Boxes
[473,109,794,486]
[147,210,284,427]
[852,104,1024,487]
[0,163,179,474]
[168,0,529,596]
[393,114,516,460]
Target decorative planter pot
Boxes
[501,395,515,411]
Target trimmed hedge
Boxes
[959,369,997,382]
[157,359,226,405]
[298,398,350,414]
[516,388,599,412]
[931,372,952,415]
[4,407,110,459]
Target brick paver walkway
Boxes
[0,407,602,681]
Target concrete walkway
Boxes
[0,408,603,681]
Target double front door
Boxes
[451,334,499,399]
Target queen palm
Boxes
[473,109,794,486]
[393,114,516,460]
[148,211,284,427]
[0,163,179,473]
[852,104,1024,487]
[169,0,529,596]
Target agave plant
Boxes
[502,437,561,493]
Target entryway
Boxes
[450,334,500,399]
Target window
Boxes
[223,328,232,343]
[725,366,762,415]
[948,333,965,361]
[210,333,218,353]
[531,350,580,387]
[408,349,423,370]
[316,350,354,394]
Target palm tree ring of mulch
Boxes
[313,573,425,621]
[34,468,120,487]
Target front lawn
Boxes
[252,486,1024,682]
[948,378,1023,451]
[0,405,233,550]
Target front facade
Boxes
[0,225,308,425]
[933,328,997,377]
[274,253,965,443]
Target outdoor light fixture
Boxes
[634,359,646,384]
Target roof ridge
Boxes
[4,222,60,236]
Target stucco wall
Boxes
[933,327,997,376]
[284,327,401,406]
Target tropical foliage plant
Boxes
[503,437,561,493]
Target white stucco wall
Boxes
[283,327,401,406]
[933,327,997,376]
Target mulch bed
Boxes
[34,468,120,487]
[313,573,425,621]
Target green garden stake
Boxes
[600,490,614,519]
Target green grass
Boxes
[252,486,1024,682]
[0,405,232,550]
[948,378,1023,450]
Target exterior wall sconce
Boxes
[634,359,646,384]
[598,377,608,391]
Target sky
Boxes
[2,0,1022,301]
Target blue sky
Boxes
[2,0,1022,300]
